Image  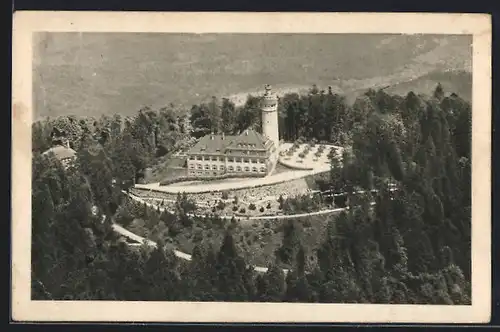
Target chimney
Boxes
[245,129,249,136]
[210,131,214,140]
[221,132,225,140]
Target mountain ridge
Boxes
[33,33,472,120]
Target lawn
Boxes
[142,155,187,183]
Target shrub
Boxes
[159,172,266,186]
[211,207,216,213]
[221,191,229,199]
[232,205,238,212]
[264,221,271,228]
[266,202,272,209]
[239,208,246,214]
[249,203,256,210]
[298,153,305,159]
[217,200,226,210]
[259,207,265,213]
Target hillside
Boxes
[33,33,472,120]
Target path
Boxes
[126,190,354,221]
[111,223,286,274]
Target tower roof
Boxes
[262,84,277,107]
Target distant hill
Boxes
[33,33,472,120]
[382,70,472,101]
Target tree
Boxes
[215,231,250,301]
[433,83,445,101]
[276,220,303,265]
[256,264,285,302]
[221,98,236,134]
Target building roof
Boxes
[42,145,77,160]
[187,129,271,155]
[226,129,270,151]
[188,133,230,155]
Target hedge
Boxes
[159,172,266,186]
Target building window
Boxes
[260,167,266,172]
[196,156,202,161]
[205,165,210,170]
[212,156,218,161]
[229,166,234,171]
[228,158,234,162]
[236,166,242,172]
[189,156,195,160]
[220,165,224,170]
[244,166,250,172]
[197,164,202,169]
[244,158,249,163]
[251,159,257,164]
[213,172,217,176]
[237,158,242,163]
[252,167,258,172]
[189,164,194,169]
[212,165,217,170]
[198,171,202,175]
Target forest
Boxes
[31,83,472,303]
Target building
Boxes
[42,128,77,169]
[42,142,77,169]
[261,84,280,150]
[185,85,280,177]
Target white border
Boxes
[11,11,492,323]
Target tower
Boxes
[261,84,279,151]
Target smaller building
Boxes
[42,142,77,169]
